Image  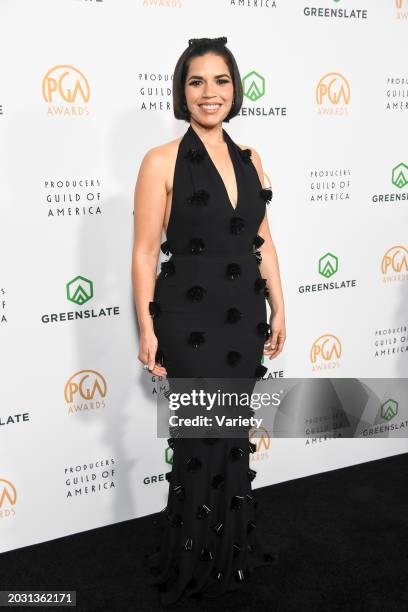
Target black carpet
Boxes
[1,452,407,611]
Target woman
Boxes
[132,36,286,605]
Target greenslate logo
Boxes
[165,447,173,465]
[392,163,408,189]
[318,253,338,278]
[66,275,94,305]
[242,71,266,101]
[381,399,398,421]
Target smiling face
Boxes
[184,52,234,127]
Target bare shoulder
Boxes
[139,136,183,191]
[237,142,262,163]
[237,142,264,184]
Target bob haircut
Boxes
[172,37,243,123]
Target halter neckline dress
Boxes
[146,123,276,606]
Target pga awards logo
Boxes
[42,65,90,115]
[64,370,107,415]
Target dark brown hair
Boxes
[172,37,243,123]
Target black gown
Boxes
[146,124,276,606]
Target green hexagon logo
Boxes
[242,70,266,101]
[318,252,338,278]
[165,446,173,465]
[391,162,408,189]
[66,275,94,305]
[381,399,398,421]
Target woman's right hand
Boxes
[138,330,168,377]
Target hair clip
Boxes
[188,36,227,48]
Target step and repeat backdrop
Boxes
[1,0,407,554]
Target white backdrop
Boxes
[1,0,407,554]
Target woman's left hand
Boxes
[263,310,286,359]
